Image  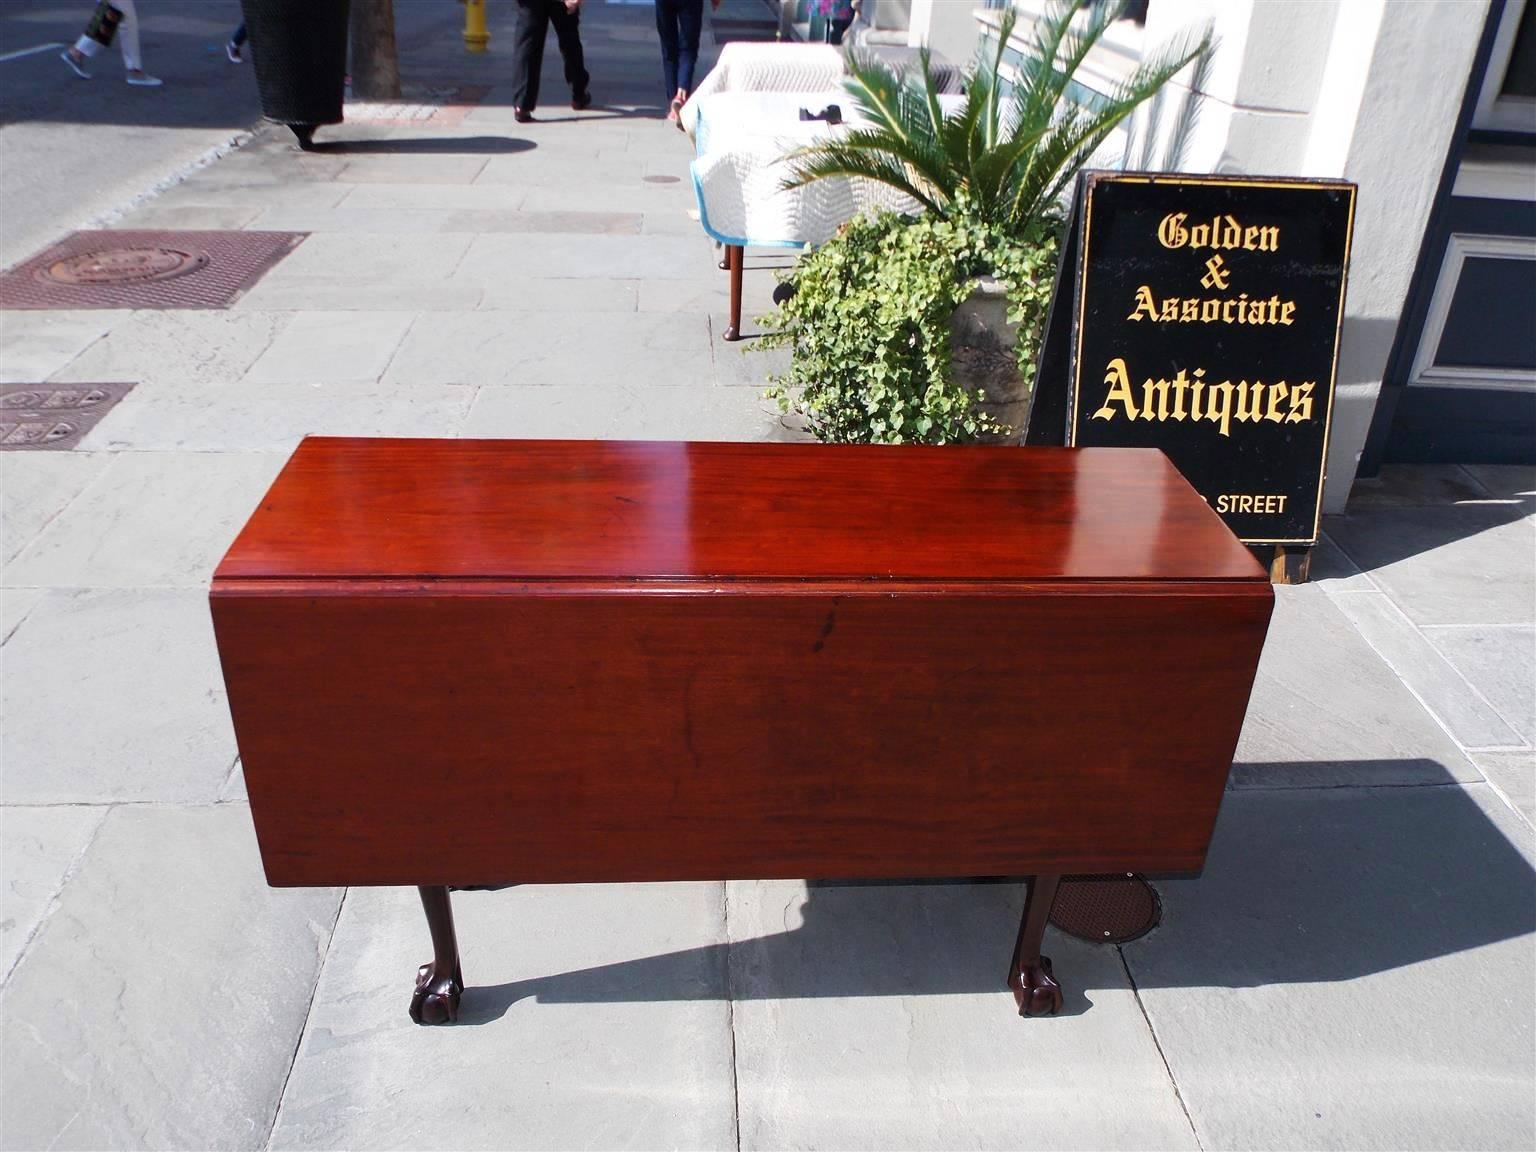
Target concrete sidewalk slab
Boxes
[3,451,283,589]
[455,233,717,282]
[463,382,795,442]
[246,206,468,235]
[1329,590,1526,750]
[1,589,235,803]
[0,587,43,641]
[385,311,715,387]
[1464,464,1536,502]
[1327,506,1536,627]
[243,311,416,385]
[269,883,736,1151]
[1472,751,1536,828]
[49,310,291,387]
[79,380,476,453]
[1123,783,1536,1151]
[1423,624,1536,746]
[0,311,128,383]
[0,805,105,979]
[0,452,111,564]
[334,155,491,185]
[264,232,474,284]
[726,879,1200,1151]
[235,277,485,313]
[475,277,640,313]
[0,805,341,1152]
[1233,586,1481,787]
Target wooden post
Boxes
[1249,544,1312,585]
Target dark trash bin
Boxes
[239,0,351,149]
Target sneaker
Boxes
[571,90,592,111]
[226,40,243,63]
[60,50,90,79]
[126,70,163,87]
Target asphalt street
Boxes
[0,0,468,270]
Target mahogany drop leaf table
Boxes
[211,438,1272,1023]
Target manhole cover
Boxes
[643,175,680,184]
[0,231,306,310]
[39,246,209,286]
[0,383,134,450]
[1049,873,1161,944]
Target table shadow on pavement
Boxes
[446,758,1534,1023]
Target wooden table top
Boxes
[214,438,1266,586]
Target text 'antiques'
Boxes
[1034,173,1356,545]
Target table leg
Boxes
[409,885,464,1024]
[723,244,743,342]
[1009,873,1063,1016]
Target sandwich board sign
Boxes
[1025,171,1356,547]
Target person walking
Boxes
[226,21,248,64]
[656,0,718,124]
[510,0,592,123]
[60,0,161,86]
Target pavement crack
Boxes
[722,881,742,1152]
[264,886,348,1151]
[1118,944,1203,1151]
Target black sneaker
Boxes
[571,90,592,112]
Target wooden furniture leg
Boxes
[723,244,743,341]
[409,885,463,1024]
[1009,873,1063,1016]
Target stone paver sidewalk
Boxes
[2,2,1533,1149]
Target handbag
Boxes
[83,1,124,48]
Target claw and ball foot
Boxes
[410,958,463,1024]
[409,885,464,1025]
[1011,955,1063,1016]
[1009,873,1063,1017]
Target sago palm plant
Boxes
[784,0,1211,235]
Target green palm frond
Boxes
[783,0,1210,239]
[784,142,947,215]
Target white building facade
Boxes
[785,0,1536,508]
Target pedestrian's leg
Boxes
[115,0,141,72]
[227,19,247,62]
[676,0,704,96]
[64,2,120,77]
[548,2,590,104]
[510,0,550,114]
[655,0,680,110]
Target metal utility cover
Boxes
[1050,873,1163,944]
[0,231,306,310]
[0,383,134,450]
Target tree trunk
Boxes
[349,0,401,101]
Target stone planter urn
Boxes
[950,276,1028,444]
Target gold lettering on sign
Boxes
[1200,254,1231,291]
[1128,288,1296,326]
[1158,213,1280,253]
[1092,358,1317,437]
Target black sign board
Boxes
[1026,172,1356,545]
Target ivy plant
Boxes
[761,204,1058,444]
[760,0,1207,445]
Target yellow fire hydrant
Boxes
[463,0,489,53]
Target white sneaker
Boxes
[126,70,162,87]
[226,41,243,63]
[61,51,90,79]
